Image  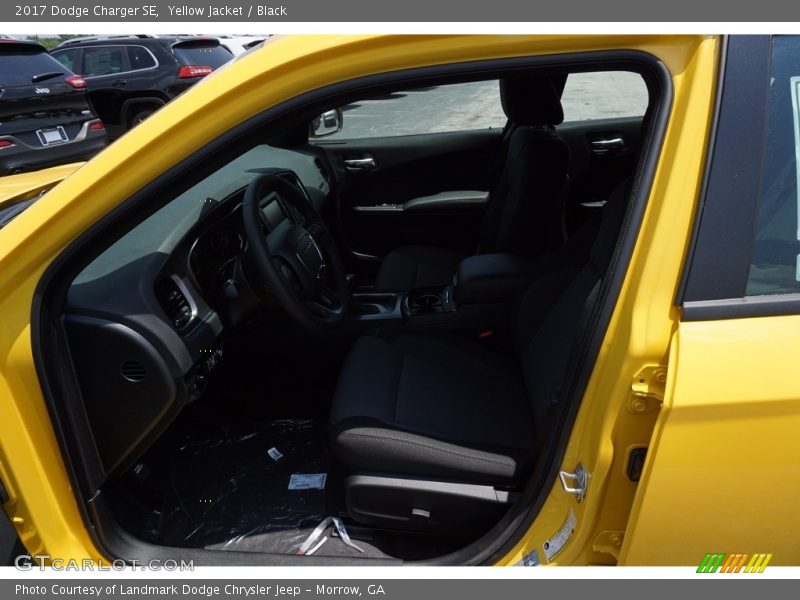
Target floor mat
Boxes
[148,419,333,551]
[117,417,463,559]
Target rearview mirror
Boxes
[309,108,343,138]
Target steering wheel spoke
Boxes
[306,221,327,242]
[243,173,349,329]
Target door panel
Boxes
[320,128,503,261]
[621,318,800,565]
[321,114,643,275]
[557,116,644,233]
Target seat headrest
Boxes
[500,76,564,126]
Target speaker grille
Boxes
[120,360,146,383]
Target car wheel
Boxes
[129,109,155,129]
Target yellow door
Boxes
[621,35,800,567]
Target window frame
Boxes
[31,48,672,567]
[55,44,160,79]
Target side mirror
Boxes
[309,108,343,138]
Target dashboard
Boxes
[62,162,333,476]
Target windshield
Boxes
[73,145,326,284]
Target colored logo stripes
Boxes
[697,553,773,573]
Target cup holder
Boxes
[405,287,451,315]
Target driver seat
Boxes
[330,180,631,532]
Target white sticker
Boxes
[288,473,327,490]
[267,447,283,461]
[543,507,577,562]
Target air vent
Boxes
[155,278,193,330]
[120,360,146,383]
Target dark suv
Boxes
[51,36,233,138]
[0,39,107,176]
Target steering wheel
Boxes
[242,173,349,329]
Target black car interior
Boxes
[37,59,663,564]
[373,75,570,292]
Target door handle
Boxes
[590,136,626,154]
[343,157,376,171]
[111,79,127,87]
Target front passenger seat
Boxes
[374,75,569,292]
[330,179,632,532]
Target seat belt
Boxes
[528,277,602,463]
[477,119,516,254]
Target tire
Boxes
[128,108,155,129]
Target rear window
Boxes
[0,50,70,86]
[128,46,156,70]
[52,48,78,72]
[561,71,649,122]
[172,44,232,69]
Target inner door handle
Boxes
[590,136,626,154]
[343,157,376,171]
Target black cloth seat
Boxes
[330,330,534,485]
[331,180,631,488]
[374,75,570,292]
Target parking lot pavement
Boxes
[333,71,649,139]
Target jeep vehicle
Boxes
[51,36,233,138]
[0,35,798,567]
[0,39,106,176]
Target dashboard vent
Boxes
[155,278,193,330]
[120,360,146,383]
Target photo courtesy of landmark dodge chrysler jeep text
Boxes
[0,35,797,567]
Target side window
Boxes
[747,36,800,295]
[52,49,78,73]
[327,80,506,140]
[561,71,648,122]
[127,46,157,71]
[82,47,127,77]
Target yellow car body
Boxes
[0,34,797,566]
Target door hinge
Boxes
[628,365,667,414]
[592,530,625,561]
[559,462,590,503]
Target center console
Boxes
[347,253,538,335]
